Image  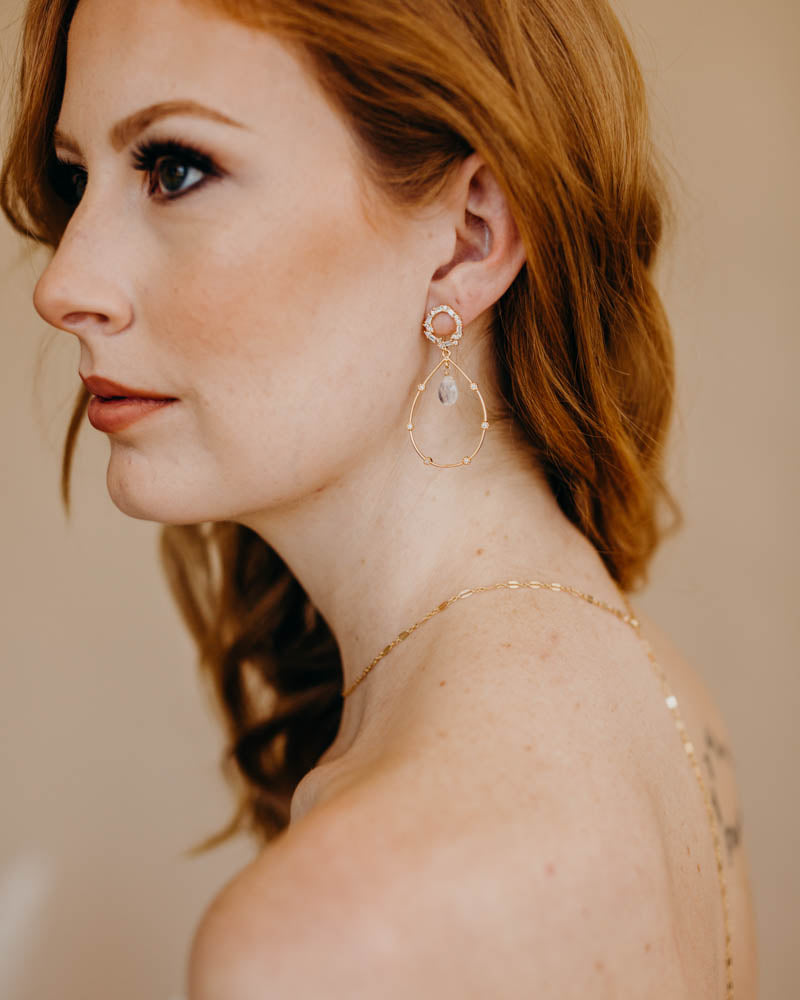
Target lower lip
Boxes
[87,396,178,432]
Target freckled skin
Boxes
[33,0,626,792]
[32,5,760,996]
[34,0,445,527]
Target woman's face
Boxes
[34,0,448,524]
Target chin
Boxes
[106,484,197,524]
[105,461,218,525]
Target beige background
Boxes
[1,0,797,997]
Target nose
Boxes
[32,222,133,340]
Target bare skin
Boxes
[190,594,759,998]
[33,0,758,996]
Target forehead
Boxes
[61,0,333,150]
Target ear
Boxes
[425,153,526,326]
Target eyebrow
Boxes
[52,99,248,156]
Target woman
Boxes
[1,0,758,996]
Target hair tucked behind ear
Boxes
[1,0,681,849]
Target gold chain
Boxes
[341,578,733,998]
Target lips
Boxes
[80,373,177,401]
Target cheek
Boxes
[140,178,422,476]
[151,170,400,362]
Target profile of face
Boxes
[34,0,505,528]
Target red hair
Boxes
[1,0,680,847]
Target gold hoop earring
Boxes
[407,304,490,468]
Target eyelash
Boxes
[50,136,223,205]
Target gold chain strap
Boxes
[341,578,733,998]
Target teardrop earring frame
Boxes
[407,305,490,468]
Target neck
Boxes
[238,416,619,778]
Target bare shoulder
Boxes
[188,596,758,999]
[187,760,687,1000]
[187,777,426,1000]
[186,787,376,1000]
[187,780,448,1000]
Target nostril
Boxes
[58,311,115,336]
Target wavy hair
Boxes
[1,0,681,849]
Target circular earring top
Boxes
[423,304,463,349]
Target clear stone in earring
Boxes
[437,374,458,405]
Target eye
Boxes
[48,155,87,206]
[131,137,223,200]
[46,137,224,207]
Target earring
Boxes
[407,304,490,468]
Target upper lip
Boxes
[80,373,177,400]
